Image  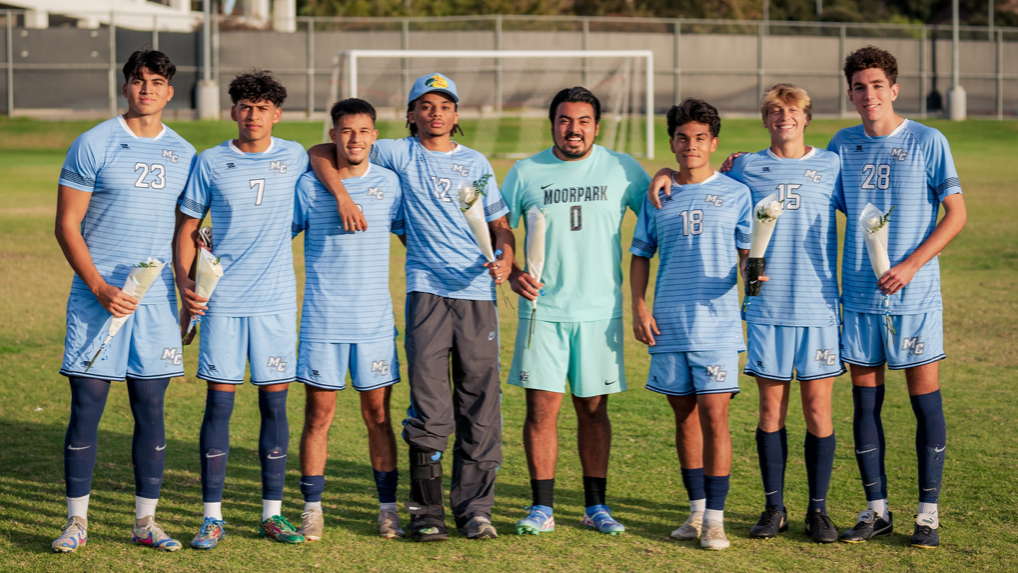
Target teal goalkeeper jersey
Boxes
[503,145,650,322]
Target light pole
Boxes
[197,0,220,120]
[947,0,966,120]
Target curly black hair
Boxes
[331,98,376,126]
[228,70,287,107]
[548,87,601,124]
[667,98,721,139]
[843,45,898,87]
[122,49,175,83]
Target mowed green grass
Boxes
[0,116,1016,572]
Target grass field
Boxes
[0,115,1016,573]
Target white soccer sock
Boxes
[135,496,159,521]
[918,502,938,518]
[204,502,223,521]
[379,502,398,512]
[704,508,724,525]
[262,499,282,521]
[304,501,323,514]
[867,498,889,521]
[67,495,90,520]
[689,498,706,514]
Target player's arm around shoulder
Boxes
[307,141,365,232]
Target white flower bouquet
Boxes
[184,246,224,340]
[84,258,166,372]
[859,202,898,339]
[746,193,784,297]
[459,173,497,264]
[525,205,547,348]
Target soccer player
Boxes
[292,98,405,541]
[829,46,965,549]
[307,73,514,542]
[630,99,752,550]
[724,85,844,543]
[175,71,309,549]
[52,49,194,554]
[504,87,650,536]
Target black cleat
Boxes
[804,508,839,544]
[749,505,788,539]
[840,509,892,543]
[407,516,449,542]
[911,514,940,549]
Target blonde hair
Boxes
[760,83,812,122]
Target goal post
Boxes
[326,49,655,160]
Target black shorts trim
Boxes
[797,368,847,381]
[743,369,795,382]
[887,353,946,371]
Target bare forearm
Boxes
[630,256,651,307]
[55,221,106,294]
[902,199,967,271]
[309,143,350,200]
[174,215,202,287]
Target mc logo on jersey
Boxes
[267,356,287,372]
[269,160,287,174]
[162,149,179,163]
[814,348,837,366]
[706,365,727,383]
[452,164,469,177]
[804,169,822,183]
[704,194,724,207]
[371,360,389,376]
[425,75,448,89]
[367,186,384,200]
[890,148,908,161]
[160,347,183,366]
[518,370,530,382]
[902,337,925,356]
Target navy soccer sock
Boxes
[805,431,836,514]
[704,474,730,513]
[300,475,326,503]
[852,385,886,502]
[531,478,555,509]
[756,427,787,510]
[680,467,706,503]
[64,377,111,498]
[199,389,235,503]
[910,390,946,504]
[127,377,169,500]
[258,389,289,501]
[583,476,607,508]
[374,469,398,504]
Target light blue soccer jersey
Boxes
[502,145,650,322]
[293,165,404,343]
[370,137,508,301]
[179,138,309,317]
[828,119,962,315]
[726,147,843,327]
[630,172,753,353]
[59,116,196,304]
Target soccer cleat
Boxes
[911,513,940,549]
[749,505,788,539]
[582,505,625,535]
[260,515,304,544]
[299,509,324,542]
[378,508,404,539]
[516,505,555,536]
[701,522,730,550]
[458,516,498,540]
[131,516,182,551]
[52,516,87,553]
[191,517,226,550]
[407,517,449,543]
[804,508,839,544]
[670,511,703,540]
[840,509,893,543]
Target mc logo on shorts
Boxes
[814,348,837,366]
[371,360,389,376]
[160,347,183,366]
[902,337,925,356]
[706,365,727,383]
[267,357,287,372]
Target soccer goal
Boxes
[325,49,655,159]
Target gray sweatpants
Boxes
[403,292,502,525]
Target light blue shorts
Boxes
[60,294,184,381]
[646,350,741,397]
[841,309,945,370]
[508,318,626,398]
[297,338,400,391]
[744,323,846,382]
[197,313,297,385]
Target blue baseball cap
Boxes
[407,73,459,105]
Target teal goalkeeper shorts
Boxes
[508,317,626,398]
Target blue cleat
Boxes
[582,505,625,535]
[516,505,555,535]
[191,517,226,550]
[131,516,182,551]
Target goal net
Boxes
[325,50,654,159]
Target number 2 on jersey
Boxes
[250,178,266,205]
[430,176,452,203]
[133,163,166,189]
[861,164,891,190]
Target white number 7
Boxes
[250,178,266,206]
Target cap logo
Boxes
[425,75,448,89]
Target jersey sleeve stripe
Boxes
[59,168,94,189]
[179,197,207,217]
[484,198,507,218]
[932,176,961,197]
[631,238,656,257]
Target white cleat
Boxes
[701,521,730,550]
[670,510,703,540]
